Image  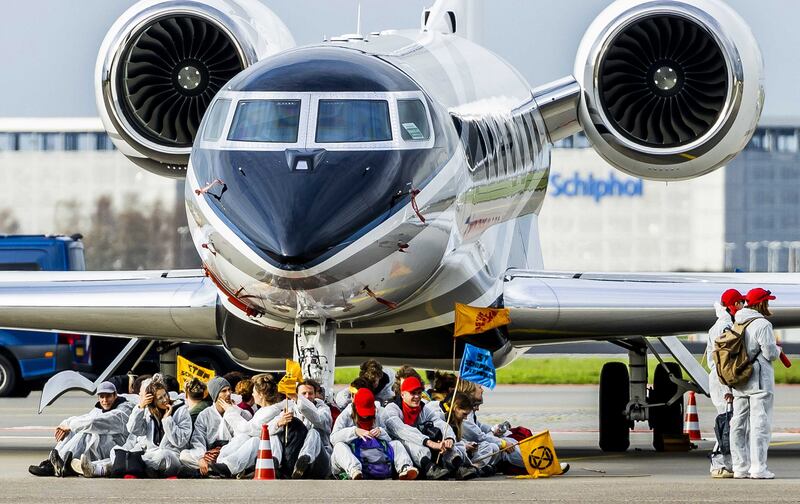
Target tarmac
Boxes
[0,385,798,503]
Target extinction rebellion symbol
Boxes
[528,446,554,470]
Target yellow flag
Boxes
[277,359,303,396]
[176,355,215,392]
[453,303,511,338]
[518,430,561,478]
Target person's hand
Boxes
[441,438,454,451]
[424,439,441,451]
[355,427,373,440]
[217,398,233,412]
[203,447,221,463]
[724,393,734,403]
[139,393,153,409]
[466,442,478,454]
[198,457,209,476]
[163,404,173,418]
[369,427,381,438]
[54,426,70,442]
[276,410,293,427]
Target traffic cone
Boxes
[254,424,276,480]
[683,391,702,441]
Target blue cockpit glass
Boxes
[228,100,301,143]
[316,100,392,143]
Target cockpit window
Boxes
[202,99,231,141]
[397,99,430,141]
[316,100,392,143]
[228,100,301,143]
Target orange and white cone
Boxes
[683,391,702,441]
[254,424,276,480]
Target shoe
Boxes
[455,465,479,481]
[28,459,55,477]
[425,464,451,481]
[176,466,202,479]
[478,465,496,478]
[559,463,570,475]
[734,472,749,479]
[750,470,775,479]
[70,458,84,477]
[711,468,733,479]
[418,457,432,480]
[80,454,96,478]
[48,450,64,477]
[292,455,311,480]
[61,452,76,477]
[210,462,232,478]
[398,465,419,480]
[349,470,363,480]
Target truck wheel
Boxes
[0,354,18,397]
[599,362,631,452]
[650,362,684,451]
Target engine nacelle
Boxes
[574,0,763,181]
[96,0,294,178]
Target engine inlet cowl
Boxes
[574,0,763,181]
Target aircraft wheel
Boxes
[650,362,684,451]
[599,362,631,452]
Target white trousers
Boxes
[299,429,322,460]
[216,435,282,476]
[708,373,733,472]
[330,440,412,478]
[469,441,500,469]
[91,446,181,476]
[730,390,774,476]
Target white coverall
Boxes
[292,395,333,462]
[329,403,413,478]
[215,402,284,475]
[55,397,135,461]
[462,414,523,469]
[124,401,192,474]
[383,400,461,468]
[706,303,734,473]
[729,308,781,477]
[334,368,397,410]
[420,400,470,465]
[179,405,252,469]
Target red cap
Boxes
[353,388,376,417]
[400,376,424,394]
[720,289,745,308]
[746,288,776,306]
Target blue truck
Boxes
[0,235,91,396]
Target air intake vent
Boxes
[598,15,728,148]
[121,16,244,147]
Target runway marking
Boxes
[769,441,800,447]
[560,454,626,462]
[0,436,50,440]
[0,427,53,431]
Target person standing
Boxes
[730,288,782,479]
[707,289,745,478]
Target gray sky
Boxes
[1,0,796,121]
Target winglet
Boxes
[38,370,97,414]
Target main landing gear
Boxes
[598,339,692,452]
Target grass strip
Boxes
[334,355,800,385]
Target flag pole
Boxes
[452,337,456,372]
[285,397,289,444]
[436,374,461,465]
[468,434,542,464]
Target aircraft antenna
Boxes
[356,3,362,38]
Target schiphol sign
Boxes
[550,171,644,203]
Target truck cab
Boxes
[0,235,91,396]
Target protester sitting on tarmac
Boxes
[360,359,396,404]
[442,392,480,480]
[706,289,745,478]
[730,288,782,479]
[334,376,373,410]
[28,381,134,477]
[383,374,455,480]
[236,378,256,416]
[391,366,424,397]
[184,378,211,425]
[455,381,501,475]
[427,371,457,402]
[289,379,333,479]
[213,373,287,478]
[330,388,417,480]
[178,377,252,478]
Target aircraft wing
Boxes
[0,270,219,342]
[504,269,800,342]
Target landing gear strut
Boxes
[293,318,336,401]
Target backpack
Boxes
[713,319,759,387]
[349,437,394,479]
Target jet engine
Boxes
[574,0,763,181]
[95,0,295,178]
